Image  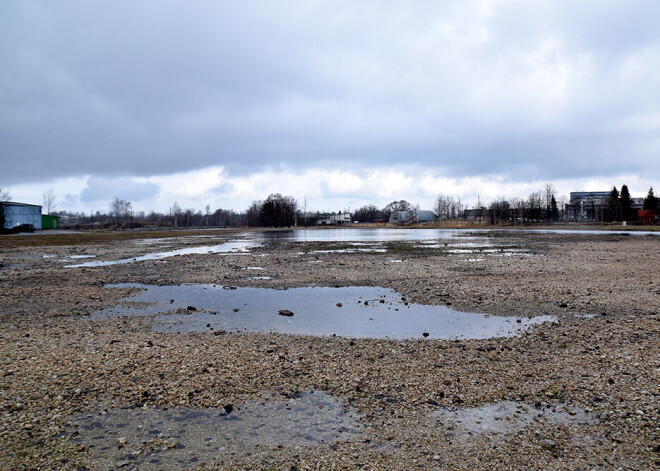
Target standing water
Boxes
[96,284,554,339]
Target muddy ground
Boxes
[0,227,658,470]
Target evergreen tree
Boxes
[620,185,633,221]
[549,195,559,221]
[643,186,658,210]
[607,186,620,221]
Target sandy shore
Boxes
[0,228,658,470]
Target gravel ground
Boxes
[0,227,658,470]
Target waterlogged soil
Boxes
[70,391,359,470]
[435,400,598,437]
[0,227,658,470]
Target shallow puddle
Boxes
[66,241,259,268]
[68,391,359,470]
[96,284,554,339]
[436,401,598,437]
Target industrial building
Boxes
[1,202,43,229]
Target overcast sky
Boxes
[1,1,658,213]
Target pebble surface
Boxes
[0,227,658,470]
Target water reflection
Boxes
[66,241,259,268]
[258,228,486,242]
[96,284,554,339]
[259,227,659,241]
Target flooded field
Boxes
[96,284,554,339]
[53,227,660,269]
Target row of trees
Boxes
[3,183,658,230]
[351,200,420,223]
[487,185,561,225]
[586,185,658,223]
[603,185,633,222]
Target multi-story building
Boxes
[565,192,644,222]
[564,192,611,222]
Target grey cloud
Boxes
[1,1,659,186]
[80,176,159,203]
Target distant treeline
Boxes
[50,184,659,229]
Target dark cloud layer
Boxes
[1,1,659,185]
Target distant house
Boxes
[317,212,352,225]
[1,202,43,229]
[464,208,486,223]
[389,209,437,224]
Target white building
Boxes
[317,212,352,225]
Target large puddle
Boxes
[95,284,554,339]
[68,391,359,470]
[436,401,598,437]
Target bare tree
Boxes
[489,196,511,224]
[0,188,10,229]
[42,188,57,214]
[543,183,556,221]
[0,188,11,202]
[382,200,411,221]
[205,204,211,226]
[434,195,448,219]
[261,193,298,227]
[110,198,133,229]
[352,204,382,223]
[302,195,308,227]
[527,191,544,222]
[246,200,263,227]
[170,202,182,227]
[434,195,462,220]
[544,184,555,210]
